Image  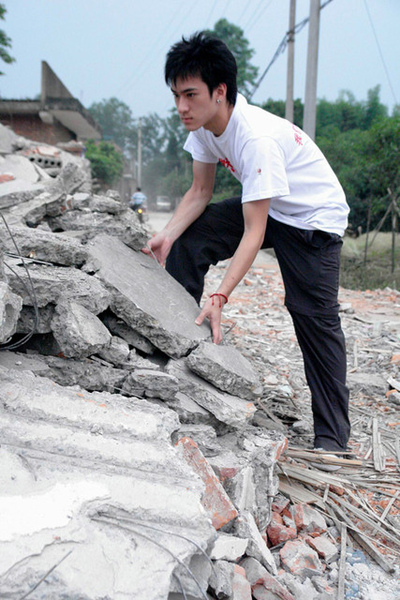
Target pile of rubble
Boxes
[0,123,399,599]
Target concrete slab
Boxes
[49,209,148,251]
[87,235,211,358]
[0,281,22,343]
[6,257,111,312]
[51,300,112,358]
[186,341,262,400]
[0,226,88,266]
[0,366,215,598]
[167,359,256,428]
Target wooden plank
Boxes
[328,501,396,573]
[337,523,347,600]
[372,417,386,472]
[278,477,325,508]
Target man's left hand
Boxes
[195,295,227,344]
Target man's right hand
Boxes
[142,231,173,266]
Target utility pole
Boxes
[303,0,320,139]
[137,118,142,188]
[285,0,296,122]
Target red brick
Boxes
[231,565,252,600]
[176,437,238,530]
[280,539,324,579]
[292,503,327,537]
[266,512,297,547]
[271,494,290,514]
[306,535,339,563]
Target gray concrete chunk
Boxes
[89,194,126,214]
[43,355,127,392]
[51,300,112,358]
[0,281,22,343]
[0,226,88,266]
[186,340,262,400]
[87,235,211,358]
[49,209,148,250]
[167,358,256,428]
[96,335,130,366]
[101,311,155,354]
[16,304,54,334]
[6,257,110,313]
[0,366,214,600]
[122,368,179,400]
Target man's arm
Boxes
[143,160,216,265]
[196,198,271,343]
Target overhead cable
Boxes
[248,0,334,101]
[363,0,398,106]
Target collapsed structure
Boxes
[0,123,290,599]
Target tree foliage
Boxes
[204,18,259,97]
[88,97,135,153]
[85,140,124,186]
[0,4,15,75]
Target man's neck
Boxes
[205,102,234,137]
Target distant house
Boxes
[0,61,101,146]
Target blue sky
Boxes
[1,0,399,119]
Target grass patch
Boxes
[341,232,400,290]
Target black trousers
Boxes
[166,197,350,451]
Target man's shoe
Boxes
[310,448,343,472]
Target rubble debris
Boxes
[186,340,263,400]
[50,299,112,358]
[0,281,22,343]
[177,436,239,530]
[167,358,257,427]
[87,234,211,358]
[0,125,399,599]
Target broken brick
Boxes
[292,503,327,537]
[266,511,297,547]
[280,539,324,579]
[176,436,238,530]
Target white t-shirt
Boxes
[183,94,349,235]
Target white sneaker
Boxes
[310,448,342,472]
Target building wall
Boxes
[0,113,75,145]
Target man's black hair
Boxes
[165,31,237,106]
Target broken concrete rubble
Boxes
[87,234,211,358]
[0,281,22,343]
[6,255,111,312]
[167,358,257,427]
[51,299,112,358]
[186,340,263,400]
[0,128,289,599]
[0,366,215,599]
[2,126,397,599]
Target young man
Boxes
[144,32,351,457]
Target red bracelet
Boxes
[210,293,229,308]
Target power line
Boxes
[248,0,333,101]
[116,0,193,98]
[245,0,275,34]
[363,0,398,106]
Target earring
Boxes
[216,99,221,104]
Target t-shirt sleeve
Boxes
[240,137,290,202]
[183,132,219,164]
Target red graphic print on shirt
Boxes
[292,124,303,146]
[219,157,235,173]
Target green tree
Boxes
[0,4,15,75]
[88,97,135,153]
[85,140,124,187]
[205,18,259,97]
[261,98,304,128]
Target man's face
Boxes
[171,75,221,132]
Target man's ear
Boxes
[216,83,227,101]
